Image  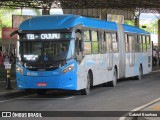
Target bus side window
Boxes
[139,35,143,52]
[135,35,140,52]
[142,36,147,52]
[91,30,99,54]
[84,30,91,55]
[75,30,82,52]
[146,36,151,49]
[125,34,129,53]
[128,35,134,53]
[106,33,112,53]
[100,32,106,53]
[112,33,118,53]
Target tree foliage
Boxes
[124,20,135,26]
[125,19,158,34]
[0,8,41,38]
[0,8,15,28]
[140,20,158,34]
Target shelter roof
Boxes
[0,0,160,13]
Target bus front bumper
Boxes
[16,72,77,90]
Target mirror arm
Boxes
[10,30,19,37]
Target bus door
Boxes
[128,35,135,66]
[106,33,113,69]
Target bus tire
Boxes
[36,89,46,95]
[108,68,117,87]
[135,66,143,80]
[81,72,91,95]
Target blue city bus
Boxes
[11,14,152,95]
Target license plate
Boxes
[37,82,47,87]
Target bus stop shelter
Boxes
[0,0,160,49]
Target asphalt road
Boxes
[0,70,160,120]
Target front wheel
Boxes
[81,73,91,95]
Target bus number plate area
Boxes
[37,82,47,87]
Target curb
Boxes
[0,89,35,98]
[0,89,20,96]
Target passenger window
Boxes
[125,34,129,53]
[112,33,118,53]
[146,36,151,49]
[84,30,90,41]
[84,30,91,54]
[135,35,140,52]
[100,32,106,53]
[142,36,147,52]
[138,35,143,52]
[128,35,134,53]
[106,33,112,53]
[91,31,99,54]
[75,30,82,52]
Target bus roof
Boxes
[123,24,150,35]
[19,14,117,31]
[19,14,149,35]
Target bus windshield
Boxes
[21,41,70,62]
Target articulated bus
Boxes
[12,14,152,95]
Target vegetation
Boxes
[140,20,158,34]
[124,20,135,26]
[0,8,15,28]
[124,19,158,34]
[0,8,41,38]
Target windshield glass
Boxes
[21,41,70,62]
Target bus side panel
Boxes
[111,53,119,78]
[76,56,87,90]
[125,53,138,78]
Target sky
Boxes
[21,8,63,15]
[140,13,160,24]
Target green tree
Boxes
[140,20,158,34]
[0,8,41,38]
[0,8,15,28]
[0,8,17,38]
[124,20,135,26]
[125,19,158,34]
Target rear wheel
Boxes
[107,69,117,87]
[81,73,91,95]
[135,66,143,80]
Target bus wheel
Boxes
[81,73,91,95]
[36,89,46,95]
[135,66,143,80]
[108,69,117,87]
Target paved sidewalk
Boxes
[0,79,20,97]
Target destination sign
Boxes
[24,33,71,40]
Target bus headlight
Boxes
[62,64,74,74]
[16,65,23,74]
